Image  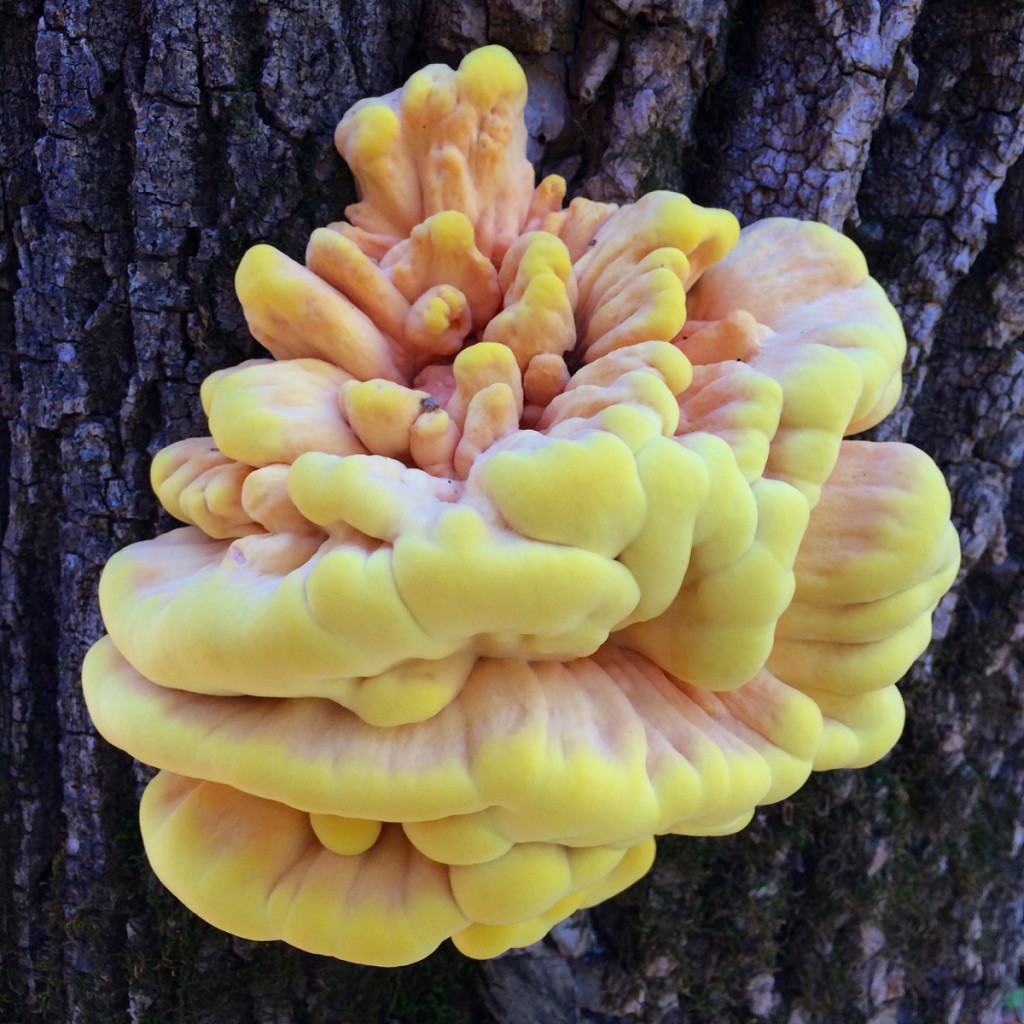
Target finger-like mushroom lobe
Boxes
[82,45,960,966]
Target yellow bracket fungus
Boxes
[83,45,960,967]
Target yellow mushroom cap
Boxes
[687,218,908,505]
[83,44,959,966]
[334,45,564,265]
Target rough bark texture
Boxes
[2,0,1022,1021]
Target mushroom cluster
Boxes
[83,46,960,966]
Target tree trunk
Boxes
[2,1,1022,1022]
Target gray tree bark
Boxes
[2,1,1022,1022]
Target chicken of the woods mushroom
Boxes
[82,45,960,967]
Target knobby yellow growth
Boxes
[83,45,959,967]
